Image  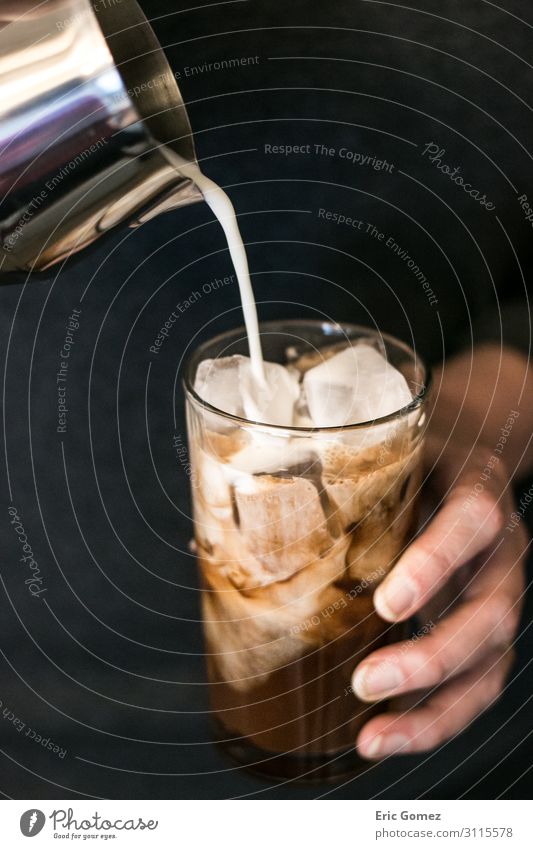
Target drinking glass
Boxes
[184,320,429,782]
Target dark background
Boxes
[0,0,531,798]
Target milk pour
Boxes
[164,150,266,385]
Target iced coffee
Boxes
[184,321,428,782]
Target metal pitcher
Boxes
[0,0,203,274]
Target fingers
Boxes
[352,591,517,702]
[464,535,527,606]
[374,487,504,622]
[356,649,514,759]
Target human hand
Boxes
[353,436,528,760]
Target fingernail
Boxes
[380,733,411,756]
[492,615,515,649]
[364,733,411,759]
[364,735,384,759]
[375,578,417,620]
[353,662,404,699]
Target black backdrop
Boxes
[0,0,531,799]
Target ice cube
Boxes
[194,355,300,426]
[303,344,413,427]
[227,438,318,477]
[322,446,422,580]
[234,474,335,582]
[201,535,353,690]
[194,355,246,419]
[324,450,418,529]
[195,448,232,514]
[290,341,348,375]
[240,360,300,425]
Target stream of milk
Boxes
[164,150,265,385]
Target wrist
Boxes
[427,344,533,479]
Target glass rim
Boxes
[183,319,431,435]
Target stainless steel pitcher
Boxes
[0,0,203,274]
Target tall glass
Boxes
[184,321,429,782]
